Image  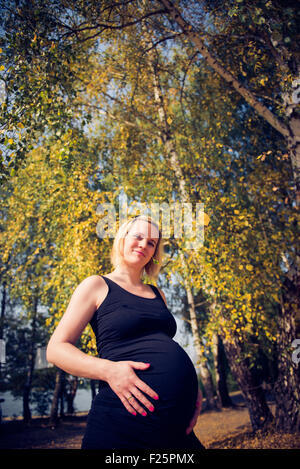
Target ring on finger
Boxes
[127,395,134,401]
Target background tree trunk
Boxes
[0,281,7,379]
[222,335,274,432]
[184,278,217,410]
[197,359,217,411]
[59,372,65,418]
[212,334,234,408]
[273,286,300,432]
[23,296,38,424]
[49,368,65,427]
[65,376,78,415]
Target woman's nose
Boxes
[138,238,147,248]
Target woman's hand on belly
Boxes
[185,389,203,435]
[105,360,159,417]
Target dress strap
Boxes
[100,275,109,286]
[100,275,114,292]
[148,284,164,303]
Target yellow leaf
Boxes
[203,213,210,226]
[167,116,173,125]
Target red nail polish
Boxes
[149,406,154,412]
[142,411,147,416]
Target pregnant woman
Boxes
[47,215,204,449]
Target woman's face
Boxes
[122,220,159,269]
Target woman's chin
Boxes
[123,257,147,268]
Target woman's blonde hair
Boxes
[110,215,164,281]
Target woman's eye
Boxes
[132,234,154,246]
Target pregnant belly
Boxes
[98,333,199,429]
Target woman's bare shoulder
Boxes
[75,275,108,307]
[78,274,105,290]
[82,274,105,285]
[83,275,109,309]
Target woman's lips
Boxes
[134,250,145,256]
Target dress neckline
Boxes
[102,276,158,300]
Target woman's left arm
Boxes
[186,388,203,435]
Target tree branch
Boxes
[159,0,290,138]
[142,33,183,54]
[56,8,168,39]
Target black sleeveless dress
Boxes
[81,276,204,449]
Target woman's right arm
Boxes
[46,275,112,380]
[46,275,159,416]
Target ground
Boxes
[0,394,299,450]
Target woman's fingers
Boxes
[186,415,197,434]
[119,395,137,416]
[186,392,202,434]
[128,362,159,415]
[119,392,152,417]
[120,378,158,417]
[107,360,159,416]
[129,361,159,400]
[128,388,156,415]
[134,375,159,401]
[129,361,151,370]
